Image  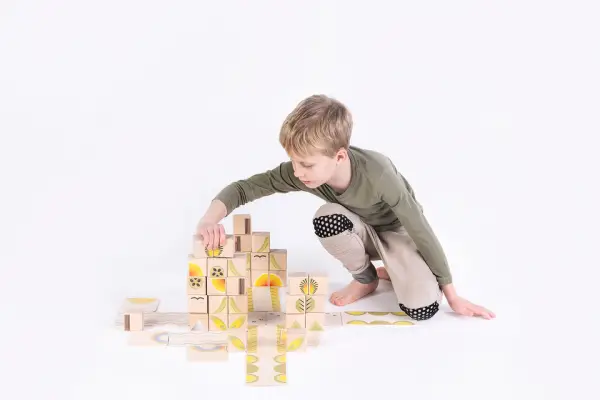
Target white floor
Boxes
[3,252,594,400]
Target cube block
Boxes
[251,232,270,252]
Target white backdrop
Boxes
[1,1,598,399]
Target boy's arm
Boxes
[213,161,302,217]
[378,171,453,287]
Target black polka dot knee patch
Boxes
[399,301,439,321]
[313,213,353,238]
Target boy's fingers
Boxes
[219,225,226,245]
[205,229,214,249]
[212,226,220,248]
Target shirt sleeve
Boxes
[378,170,453,285]
[213,161,303,216]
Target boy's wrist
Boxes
[441,283,458,301]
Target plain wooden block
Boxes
[248,312,268,325]
[285,294,307,314]
[228,313,248,330]
[234,234,252,252]
[285,313,306,329]
[188,255,207,276]
[187,276,206,295]
[305,312,325,331]
[226,277,247,295]
[188,295,208,314]
[287,272,308,295]
[233,214,251,235]
[208,295,228,314]
[208,313,229,331]
[250,252,269,270]
[305,295,326,313]
[269,249,287,271]
[207,278,227,295]
[228,253,250,277]
[192,234,234,258]
[308,273,328,295]
[188,313,209,330]
[124,313,144,331]
[251,231,270,252]
[228,295,248,313]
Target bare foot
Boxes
[329,279,379,306]
[377,266,390,280]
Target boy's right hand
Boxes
[195,219,226,250]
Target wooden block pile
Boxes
[285,272,328,331]
[187,213,288,331]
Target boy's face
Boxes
[288,149,345,189]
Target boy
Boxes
[195,95,495,321]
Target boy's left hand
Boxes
[447,296,496,319]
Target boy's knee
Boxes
[313,204,354,238]
[399,301,440,321]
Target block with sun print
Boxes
[192,234,234,258]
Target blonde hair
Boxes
[279,94,353,158]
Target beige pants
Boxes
[313,203,442,320]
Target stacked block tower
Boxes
[187,214,290,331]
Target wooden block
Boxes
[228,295,248,313]
[307,273,328,295]
[305,312,325,331]
[207,278,227,295]
[208,295,228,314]
[286,328,307,352]
[233,214,251,235]
[226,277,247,295]
[269,249,287,271]
[287,272,308,295]
[192,234,234,258]
[266,312,285,328]
[248,287,281,312]
[251,271,285,287]
[227,328,248,352]
[340,311,416,326]
[188,254,207,276]
[120,297,160,313]
[248,312,268,325]
[128,331,169,346]
[228,313,248,330]
[285,313,306,329]
[186,343,228,362]
[250,252,269,270]
[124,313,144,331]
[324,312,343,327]
[228,253,250,277]
[234,234,252,252]
[269,270,286,287]
[285,294,307,314]
[188,295,208,313]
[208,313,229,331]
[186,276,206,295]
[207,257,228,278]
[188,314,209,331]
[251,231,270,252]
[305,295,326,313]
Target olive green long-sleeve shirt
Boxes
[214,145,452,285]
